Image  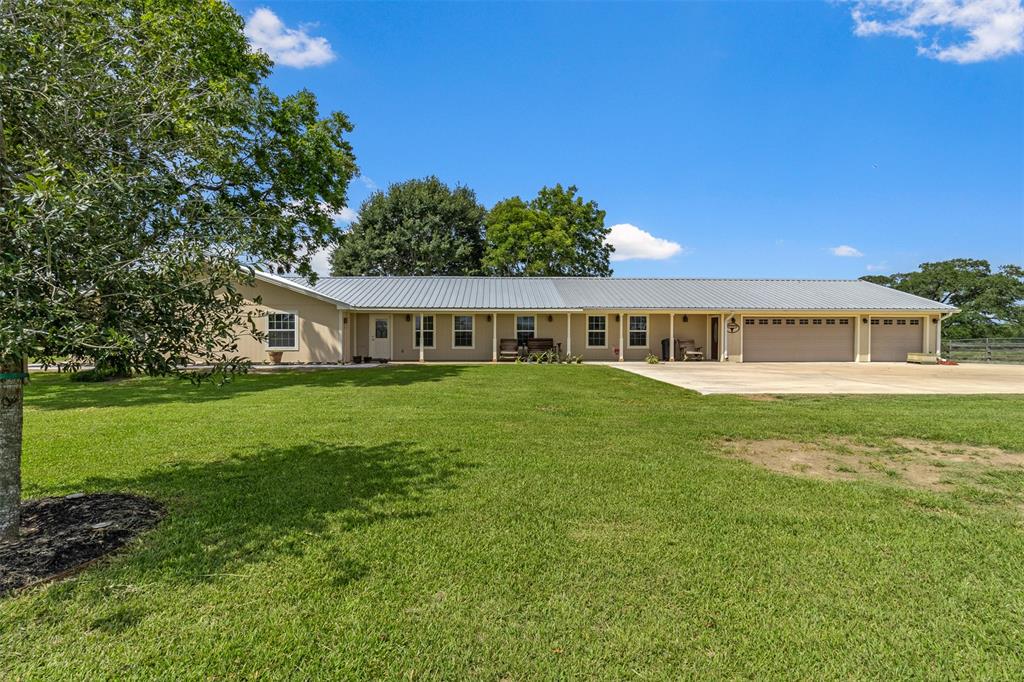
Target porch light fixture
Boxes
[932,318,938,324]
[862,317,869,324]
[683,314,688,322]
[486,314,492,322]
[547,315,553,322]
[405,314,411,322]
[614,314,620,322]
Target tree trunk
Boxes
[0,357,24,541]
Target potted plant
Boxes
[268,350,283,364]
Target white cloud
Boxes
[244,8,335,68]
[606,224,684,261]
[830,244,865,257]
[850,0,1024,64]
[866,262,889,271]
[308,248,333,277]
[322,204,357,224]
[358,175,378,191]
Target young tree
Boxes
[483,184,613,276]
[862,259,1024,338]
[0,0,357,539]
[330,177,486,275]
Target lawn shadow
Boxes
[66,440,472,588]
[25,364,469,411]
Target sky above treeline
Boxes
[232,1,1024,278]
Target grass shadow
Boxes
[59,440,472,588]
[25,364,469,411]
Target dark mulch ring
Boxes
[0,493,164,597]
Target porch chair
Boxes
[678,339,704,361]
[498,338,520,361]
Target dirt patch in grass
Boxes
[720,438,1024,501]
[0,493,163,596]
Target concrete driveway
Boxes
[610,361,1024,395]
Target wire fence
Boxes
[943,337,1024,364]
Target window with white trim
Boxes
[759,319,769,325]
[628,315,648,347]
[267,312,297,350]
[516,316,535,346]
[871,319,880,325]
[813,319,822,325]
[745,319,755,326]
[799,319,809,325]
[587,315,607,347]
[896,319,906,325]
[883,319,893,325]
[772,319,782,325]
[786,319,796,325]
[453,315,474,348]
[826,319,836,325]
[839,319,849,325]
[910,319,920,326]
[414,315,435,348]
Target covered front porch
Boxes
[344,311,732,363]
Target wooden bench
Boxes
[526,338,557,355]
[677,339,704,361]
[498,338,519,361]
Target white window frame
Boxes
[515,315,536,346]
[627,314,648,348]
[452,314,475,349]
[586,314,608,348]
[413,314,436,349]
[265,310,299,351]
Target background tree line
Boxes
[329,177,613,277]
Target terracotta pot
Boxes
[268,351,283,364]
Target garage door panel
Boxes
[744,318,854,362]
[871,319,923,362]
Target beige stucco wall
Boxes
[235,280,341,363]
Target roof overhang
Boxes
[253,271,351,308]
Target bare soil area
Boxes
[0,493,163,596]
[720,437,1024,503]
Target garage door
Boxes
[743,317,855,362]
[870,318,923,362]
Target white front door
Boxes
[371,317,390,359]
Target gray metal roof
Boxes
[273,275,955,312]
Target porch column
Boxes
[854,315,862,362]
[389,313,394,360]
[342,307,350,360]
[669,313,675,361]
[418,313,425,363]
[566,313,572,356]
[719,314,726,361]
[618,312,624,362]
[936,316,943,357]
[350,312,357,362]
[492,312,498,362]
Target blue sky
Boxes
[234,1,1024,278]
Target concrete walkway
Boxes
[608,361,1024,395]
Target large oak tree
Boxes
[483,184,613,276]
[330,176,486,275]
[0,0,357,538]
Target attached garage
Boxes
[870,318,923,362]
[743,317,855,362]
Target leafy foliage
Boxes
[862,259,1024,338]
[330,177,486,275]
[483,184,613,276]
[0,0,357,375]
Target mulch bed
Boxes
[0,493,164,597]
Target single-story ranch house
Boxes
[235,272,957,364]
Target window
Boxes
[516,316,535,346]
[883,319,893,325]
[587,315,607,347]
[374,319,388,339]
[745,319,755,326]
[628,315,648,347]
[813,319,823,325]
[826,319,836,325]
[453,315,474,348]
[759,319,769,325]
[910,319,920,326]
[772,319,782,325]
[799,319,809,325]
[267,312,297,350]
[786,319,796,325]
[839,319,849,325]
[871,319,880,325]
[414,315,435,348]
[896,319,907,325]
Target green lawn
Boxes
[3,365,1024,679]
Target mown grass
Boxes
[3,365,1024,679]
